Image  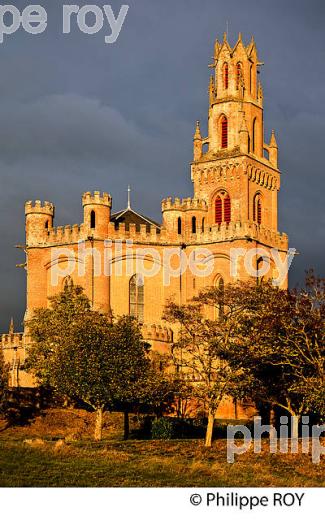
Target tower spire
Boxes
[127,185,131,209]
[194,120,202,140]
[9,317,14,334]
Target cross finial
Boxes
[127,185,131,209]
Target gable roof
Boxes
[111,207,161,232]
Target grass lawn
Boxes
[0,410,324,487]
[0,438,324,487]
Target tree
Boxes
[107,315,151,440]
[26,284,150,441]
[164,282,259,447]
[238,273,325,432]
[137,366,187,419]
[0,348,8,415]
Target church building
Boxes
[1,34,289,417]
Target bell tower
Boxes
[191,33,282,233]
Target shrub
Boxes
[151,417,174,440]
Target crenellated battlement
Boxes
[107,222,168,243]
[185,221,288,249]
[142,323,173,344]
[1,332,24,347]
[25,200,55,216]
[27,218,288,249]
[82,191,112,207]
[46,224,86,243]
[162,197,208,212]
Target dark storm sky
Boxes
[0,0,324,331]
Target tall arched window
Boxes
[214,276,225,319]
[224,194,231,223]
[215,192,231,225]
[252,118,257,153]
[177,217,182,235]
[249,65,253,93]
[236,62,242,90]
[90,210,96,229]
[201,218,205,233]
[192,216,197,234]
[223,62,229,89]
[257,257,265,285]
[221,115,228,148]
[215,195,223,224]
[253,193,262,225]
[129,274,144,323]
[45,220,49,230]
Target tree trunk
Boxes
[291,414,300,438]
[94,407,104,441]
[290,413,300,454]
[270,406,276,428]
[124,410,129,441]
[205,410,215,448]
[287,400,300,453]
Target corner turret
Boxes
[82,191,112,238]
[25,200,55,246]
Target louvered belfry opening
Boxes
[215,196,223,224]
[224,194,231,223]
[252,117,257,153]
[215,192,231,225]
[223,62,229,89]
[236,62,242,90]
[257,198,262,224]
[221,116,228,148]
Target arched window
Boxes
[215,192,231,225]
[177,217,182,235]
[253,193,262,225]
[214,276,225,319]
[224,194,231,223]
[249,65,253,93]
[45,220,49,230]
[202,218,205,233]
[221,116,228,148]
[62,275,73,290]
[257,257,264,285]
[215,195,223,224]
[236,62,242,90]
[90,210,96,229]
[252,118,257,153]
[223,62,229,89]
[129,274,144,323]
[192,216,197,234]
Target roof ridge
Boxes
[111,207,161,228]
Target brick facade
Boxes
[1,34,289,418]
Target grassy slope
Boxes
[0,410,324,487]
[1,439,324,487]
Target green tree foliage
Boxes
[166,276,325,444]
[164,281,260,447]
[0,348,8,414]
[236,273,325,429]
[26,284,151,440]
